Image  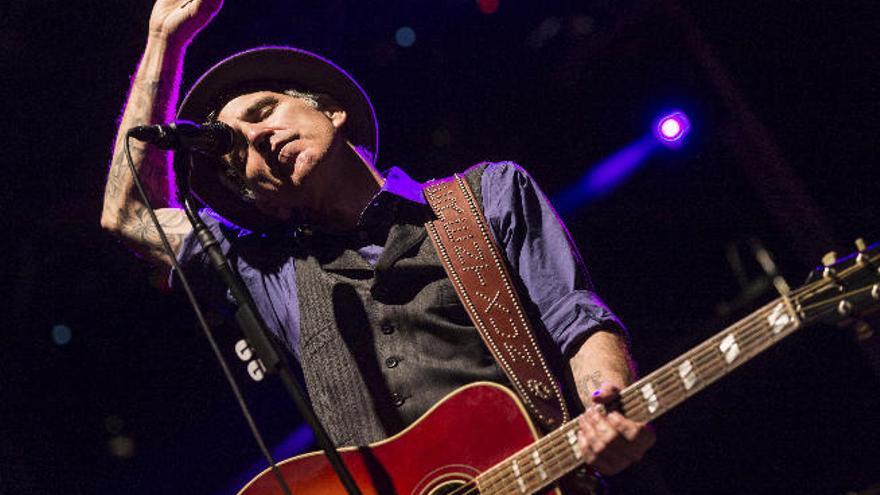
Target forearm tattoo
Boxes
[578,370,603,405]
[103,46,186,265]
[105,80,168,207]
[118,206,188,264]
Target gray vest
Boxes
[292,164,509,447]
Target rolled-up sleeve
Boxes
[481,162,627,357]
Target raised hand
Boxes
[148,0,224,48]
[102,0,222,268]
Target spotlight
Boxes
[654,111,690,147]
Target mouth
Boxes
[269,139,302,180]
[274,137,301,165]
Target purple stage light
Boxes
[660,118,682,139]
[655,111,691,147]
[552,136,659,215]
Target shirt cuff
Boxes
[541,290,628,357]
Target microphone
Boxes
[128,121,235,156]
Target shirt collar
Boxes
[377,166,428,206]
[355,166,428,229]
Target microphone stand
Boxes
[174,149,363,495]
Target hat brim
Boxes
[176,46,378,233]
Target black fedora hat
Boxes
[176,46,379,233]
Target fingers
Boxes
[607,411,656,452]
[579,410,629,474]
[577,405,654,476]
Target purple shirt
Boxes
[177,162,624,360]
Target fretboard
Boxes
[619,296,801,422]
[474,295,802,494]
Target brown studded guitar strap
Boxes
[423,174,570,430]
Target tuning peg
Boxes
[821,251,842,284]
[821,251,838,266]
[854,238,876,269]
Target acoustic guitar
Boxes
[239,240,880,495]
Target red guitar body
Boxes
[239,382,559,495]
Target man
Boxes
[102,0,656,487]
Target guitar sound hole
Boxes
[428,481,469,495]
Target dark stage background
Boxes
[4,1,879,493]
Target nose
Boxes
[242,123,273,156]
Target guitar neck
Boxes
[474,295,804,494]
[474,242,880,494]
[619,295,802,422]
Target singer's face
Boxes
[216,90,348,220]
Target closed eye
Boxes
[241,96,279,122]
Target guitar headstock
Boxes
[793,239,880,327]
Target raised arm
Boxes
[101,0,223,267]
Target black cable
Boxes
[123,132,294,495]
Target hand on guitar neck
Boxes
[576,383,656,476]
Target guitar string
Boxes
[617,268,874,421]
[472,317,790,495]
[451,266,875,494]
[446,411,582,495]
[460,312,832,495]
[797,284,875,314]
[471,309,805,495]
[616,271,846,414]
[509,261,879,491]
[468,292,816,494]
[617,300,795,419]
[451,420,581,495]
[471,297,813,495]
[454,292,811,494]
[617,301,804,421]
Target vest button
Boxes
[380,322,395,335]
[385,356,400,368]
[390,392,405,407]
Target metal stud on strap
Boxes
[424,175,569,430]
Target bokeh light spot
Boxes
[477,0,500,15]
[51,324,72,346]
[395,27,416,48]
[108,435,135,459]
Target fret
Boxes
[510,458,526,493]
[531,450,547,481]
[489,423,587,494]
[718,333,741,364]
[677,359,697,391]
[766,301,793,337]
[566,428,582,460]
[639,382,659,415]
